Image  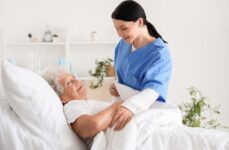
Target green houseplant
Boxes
[53,34,58,38]
[179,87,222,129]
[89,58,115,89]
[52,34,59,42]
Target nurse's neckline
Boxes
[132,36,157,49]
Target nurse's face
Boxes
[113,18,143,44]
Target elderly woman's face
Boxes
[59,72,87,103]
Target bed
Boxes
[0,61,229,150]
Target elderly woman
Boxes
[42,66,123,149]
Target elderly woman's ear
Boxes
[60,96,66,104]
[61,99,67,104]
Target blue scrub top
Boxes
[114,38,172,102]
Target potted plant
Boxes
[179,87,225,129]
[89,58,115,89]
[52,34,59,42]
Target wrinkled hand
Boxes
[110,106,133,131]
[109,83,120,97]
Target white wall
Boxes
[0,0,228,126]
[0,28,4,99]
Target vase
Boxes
[106,65,115,77]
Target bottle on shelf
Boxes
[57,57,77,77]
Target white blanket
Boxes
[91,102,183,150]
[91,104,229,150]
[137,125,229,150]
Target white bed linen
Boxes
[1,61,87,150]
[0,101,53,150]
[91,101,183,150]
[136,125,229,150]
[92,113,229,150]
[90,101,229,150]
[1,62,228,150]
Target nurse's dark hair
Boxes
[111,0,167,43]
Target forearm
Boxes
[71,101,122,138]
[71,115,98,138]
[93,101,122,131]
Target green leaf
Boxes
[179,87,226,129]
[88,57,114,89]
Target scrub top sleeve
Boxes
[142,53,172,102]
[114,40,123,69]
[114,40,123,83]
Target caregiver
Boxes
[109,0,172,131]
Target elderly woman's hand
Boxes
[110,106,133,131]
[109,83,120,97]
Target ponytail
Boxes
[145,20,167,44]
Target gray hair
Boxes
[41,66,68,96]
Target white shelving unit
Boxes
[70,41,117,45]
[2,27,118,80]
[6,42,66,46]
[5,41,116,46]
[1,27,117,100]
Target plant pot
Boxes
[53,37,59,42]
[106,65,115,77]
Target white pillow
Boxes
[1,61,87,150]
[0,101,53,150]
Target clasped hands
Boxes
[109,83,133,131]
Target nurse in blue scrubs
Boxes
[109,0,172,130]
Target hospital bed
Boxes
[0,61,229,150]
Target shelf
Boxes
[6,41,117,46]
[77,76,115,80]
[6,42,66,46]
[70,41,117,45]
[3,26,116,79]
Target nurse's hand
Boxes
[109,83,119,97]
[110,106,133,131]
